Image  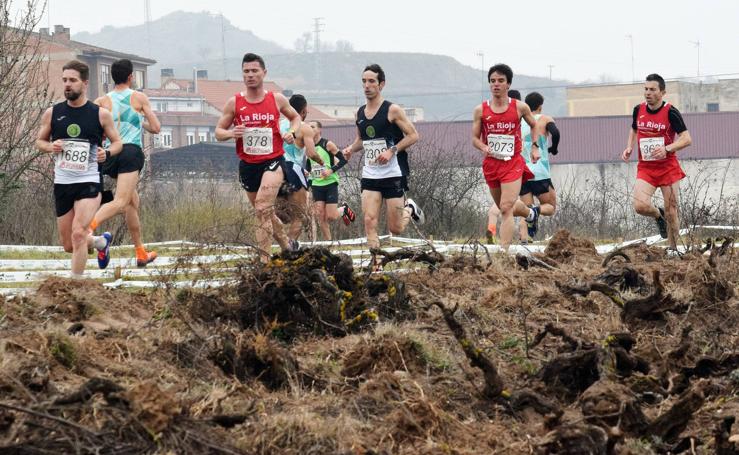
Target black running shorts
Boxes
[360,177,404,200]
[54,182,101,217]
[102,144,145,178]
[238,157,284,193]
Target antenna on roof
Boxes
[144,0,152,56]
[220,13,227,80]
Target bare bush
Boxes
[0,1,51,226]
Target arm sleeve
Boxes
[668,106,688,134]
[330,151,348,173]
[546,122,560,155]
[631,105,639,130]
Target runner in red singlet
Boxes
[622,73,692,255]
[215,53,302,262]
[472,63,541,250]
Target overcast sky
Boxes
[17,0,739,83]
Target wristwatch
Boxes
[390,145,398,154]
[288,129,296,139]
[532,143,540,148]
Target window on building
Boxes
[187,102,193,108]
[198,132,208,143]
[100,64,110,86]
[707,103,719,112]
[134,70,145,89]
[155,102,168,112]
[161,131,172,148]
[186,133,195,145]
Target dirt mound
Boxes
[0,238,737,454]
[544,229,598,261]
[341,332,429,377]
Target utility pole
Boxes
[689,40,701,77]
[475,51,485,101]
[220,13,228,80]
[313,17,325,89]
[626,34,635,82]
[144,0,152,57]
[548,64,554,81]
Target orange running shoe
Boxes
[136,250,157,268]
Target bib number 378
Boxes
[243,128,273,155]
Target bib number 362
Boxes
[243,127,273,155]
[639,137,665,161]
[363,139,387,167]
[56,140,90,172]
[487,134,515,160]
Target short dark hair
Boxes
[363,64,385,83]
[62,60,89,81]
[311,120,323,128]
[645,73,666,91]
[289,94,307,113]
[488,63,513,84]
[508,90,521,101]
[111,59,133,84]
[524,92,544,111]
[242,53,266,69]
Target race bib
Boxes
[639,137,665,161]
[56,140,91,172]
[487,134,515,160]
[310,165,326,179]
[363,139,387,167]
[242,127,273,155]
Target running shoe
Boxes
[486,229,496,245]
[526,206,540,239]
[405,198,425,224]
[288,239,300,252]
[656,207,668,239]
[339,203,356,226]
[136,250,158,268]
[666,247,681,259]
[97,232,112,270]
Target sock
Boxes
[70,273,85,280]
[135,246,147,258]
[89,218,99,232]
[487,224,497,236]
[92,235,107,250]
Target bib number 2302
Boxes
[363,139,387,167]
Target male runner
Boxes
[622,73,692,253]
[519,91,560,242]
[277,94,325,247]
[343,64,424,263]
[486,89,522,244]
[91,59,161,268]
[472,63,540,251]
[306,120,355,240]
[215,53,302,262]
[35,60,122,277]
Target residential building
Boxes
[37,25,156,100]
[567,78,739,117]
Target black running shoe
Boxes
[526,206,540,239]
[656,207,668,239]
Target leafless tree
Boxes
[0,0,51,226]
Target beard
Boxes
[64,89,81,101]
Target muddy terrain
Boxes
[0,230,737,454]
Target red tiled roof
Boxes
[196,79,283,112]
[143,89,204,99]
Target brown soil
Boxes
[0,231,737,454]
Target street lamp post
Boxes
[476,51,485,101]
